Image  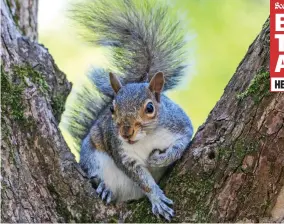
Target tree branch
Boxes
[1,0,122,222]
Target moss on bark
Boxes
[237,68,270,103]
[126,139,260,223]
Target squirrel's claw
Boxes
[106,191,113,204]
[149,188,174,221]
[161,194,173,205]
[96,181,114,204]
[148,150,171,167]
[96,182,105,195]
[101,188,108,200]
[151,201,174,221]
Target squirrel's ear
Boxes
[109,72,122,94]
[149,72,164,93]
[149,72,164,102]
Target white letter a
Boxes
[275,55,284,72]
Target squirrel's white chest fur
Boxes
[121,128,179,166]
[86,128,179,201]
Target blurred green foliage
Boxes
[38,0,269,158]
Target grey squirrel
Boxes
[66,0,193,221]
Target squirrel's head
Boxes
[109,72,164,145]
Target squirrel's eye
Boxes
[145,102,154,114]
[110,105,114,114]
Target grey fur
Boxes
[71,0,188,96]
[66,0,193,220]
[79,89,193,220]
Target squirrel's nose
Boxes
[121,126,134,139]
[122,133,132,139]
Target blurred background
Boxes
[38,0,269,158]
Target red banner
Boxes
[270,0,284,91]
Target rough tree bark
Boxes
[126,18,284,223]
[4,0,38,41]
[1,0,119,222]
[1,0,283,223]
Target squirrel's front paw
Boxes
[148,187,174,221]
[96,181,113,204]
[148,150,172,167]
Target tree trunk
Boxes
[1,0,283,222]
[127,18,284,223]
[4,0,38,41]
[1,0,120,222]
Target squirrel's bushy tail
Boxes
[71,0,188,95]
[65,0,189,151]
[63,69,112,152]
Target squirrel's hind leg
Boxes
[80,135,116,203]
